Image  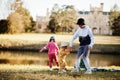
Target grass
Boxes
[0,33,120,45]
[0,51,120,80]
[0,64,120,80]
[0,33,120,53]
[0,33,120,80]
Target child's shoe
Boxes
[62,69,66,73]
[56,66,60,70]
[58,69,66,74]
[49,68,53,71]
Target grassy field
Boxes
[0,33,120,53]
[0,33,120,80]
[0,33,120,45]
[0,51,120,80]
[0,52,120,80]
[0,64,120,80]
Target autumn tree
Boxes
[16,8,31,32]
[5,0,32,33]
[7,12,24,33]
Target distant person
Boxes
[40,36,59,71]
[69,18,94,74]
[58,42,70,74]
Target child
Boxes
[58,42,70,74]
[40,36,59,71]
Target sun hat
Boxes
[61,42,68,47]
[76,18,85,25]
[50,36,55,39]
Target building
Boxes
[78,3,111,35]
[36,3,112,35]
[36,8,50,32]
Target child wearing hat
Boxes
[40,36,59,71]
[58,42,70,74]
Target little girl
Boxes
[58,42,70,74]
[40,36,59,71]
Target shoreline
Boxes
[0,33,120,54]
[0,44,120,54]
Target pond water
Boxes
[0,51,120,67]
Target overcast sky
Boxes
[23,0,120,20]
[0,0,120,20]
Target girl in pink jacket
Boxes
[40,36,59,71]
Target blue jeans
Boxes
[74,45,91,71]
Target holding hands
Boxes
[68,46,72,51]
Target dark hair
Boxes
[76,18,85,25]
[49,38,55,42]
[49,36,55,42]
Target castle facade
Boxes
[36,3,112,35]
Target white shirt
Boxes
[69,25,94,47]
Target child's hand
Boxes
[39,50,42,52]
[40,47,46,52]
[68,47,72,51]
[65,47,72,52]
[40,48,43,52]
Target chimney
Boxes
[100,3,104,11]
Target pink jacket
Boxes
[41,41,59,54]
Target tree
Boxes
[16,7,31,32]
[26,17,36,32]
[5,0,32,33]
[48,4,78,33]
[12,0,31,32]
[48,4,61,33]
[7,12,24,33]
[1,0,34,33]
[109,4,120,36]
[48,18,59,33]
[0,19,8,33]
[60,5,77,32]
[111,16,120,36]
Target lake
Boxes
[0,51,120,67]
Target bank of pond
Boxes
[0,51,120,67]
[0,44,120,55]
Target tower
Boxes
[100,3,104,11]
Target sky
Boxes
[0,0,120,20]
[23,0,120,20]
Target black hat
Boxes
[76,18,85,25]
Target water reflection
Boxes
[90,54,120,67]
[0,51,120,67]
